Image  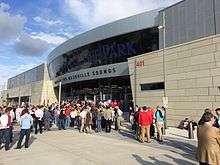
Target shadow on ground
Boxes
[8,128,37,149]
[117,128,197,164]
[132,154,197,165]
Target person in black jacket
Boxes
[215,108,220,128]
[134,107,141,140]
[58,109,66,130]
[43,108,53,131]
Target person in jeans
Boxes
[64,105,72,128]
[58,109,66,130]
[134,107,141,140]
[34,105,44,134]
[155,106,164,142]
[0,107,12,151]
[43,108,52,131]
[96,108,102,132]
[104,105,112,133]
[70,109,77,127]
[8,107,14,143]
[16,108,33,149]
[138,106,153,143]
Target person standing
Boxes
[115,106,123,131]
[134,107,141,140]
[215,108,220,128]
[138,106,153,143]
[155,106,164,142]
[43,108,52,131]
[196,112,220,165]
[0,107,11,151]
[16,108,33,149]
[64,105,72,128]
[85,109,92,133]
[54,105,60,126]
[96,107,102,132]
[79,108,88,133]
[58,109,66,130]
[70,109,77,127]
[7,107,14,143]
[34,105,44,134]
[104,105,113,133]
[16,106,24,123]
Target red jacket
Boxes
[138,110,154,126]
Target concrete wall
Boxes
[4,80,57,105]
[128,51,164,108]
[128,34,220,126]
[4,64,57,106]
[0,90,7,105]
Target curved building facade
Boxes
[47,9,160,104]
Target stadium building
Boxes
[3,0,220,126]
[47,9,160,110]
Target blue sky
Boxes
[0,0,181,90]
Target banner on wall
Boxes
[53,62,129,87]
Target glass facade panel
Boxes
[7,64,45,89]
[48,27,159,79]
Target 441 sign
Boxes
[136,60,144,67]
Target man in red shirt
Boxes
[64,104,72,128]
[138,106,154,143]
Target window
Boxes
[49,27,159,79]
[140,82,164,91]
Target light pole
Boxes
[29,84,32,106]
[133,59,137,111]
[58,81,62,108]
[18,86,21,106]
[158,11,168,133]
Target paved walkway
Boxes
[0,127,198,165]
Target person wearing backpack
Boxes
[155,106,164,142]
[16,108,33,149]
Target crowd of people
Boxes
[0,99,126,151]
[0,99,166,151]
[1,99,220,165]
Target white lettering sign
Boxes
[53,62,129,86]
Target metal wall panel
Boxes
[7,64,45,89]
[159,0,215,48]
[215,0,220,34]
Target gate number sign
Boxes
[136,60,144,67]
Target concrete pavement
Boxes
[0,127,198,165]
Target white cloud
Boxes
[33,16,63,26]
[0,2,10,11]
[31,32,67,45]
[64,0,181,29]
[14,35,49,56]
[0,55,10,60]
[0,2,26,40]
